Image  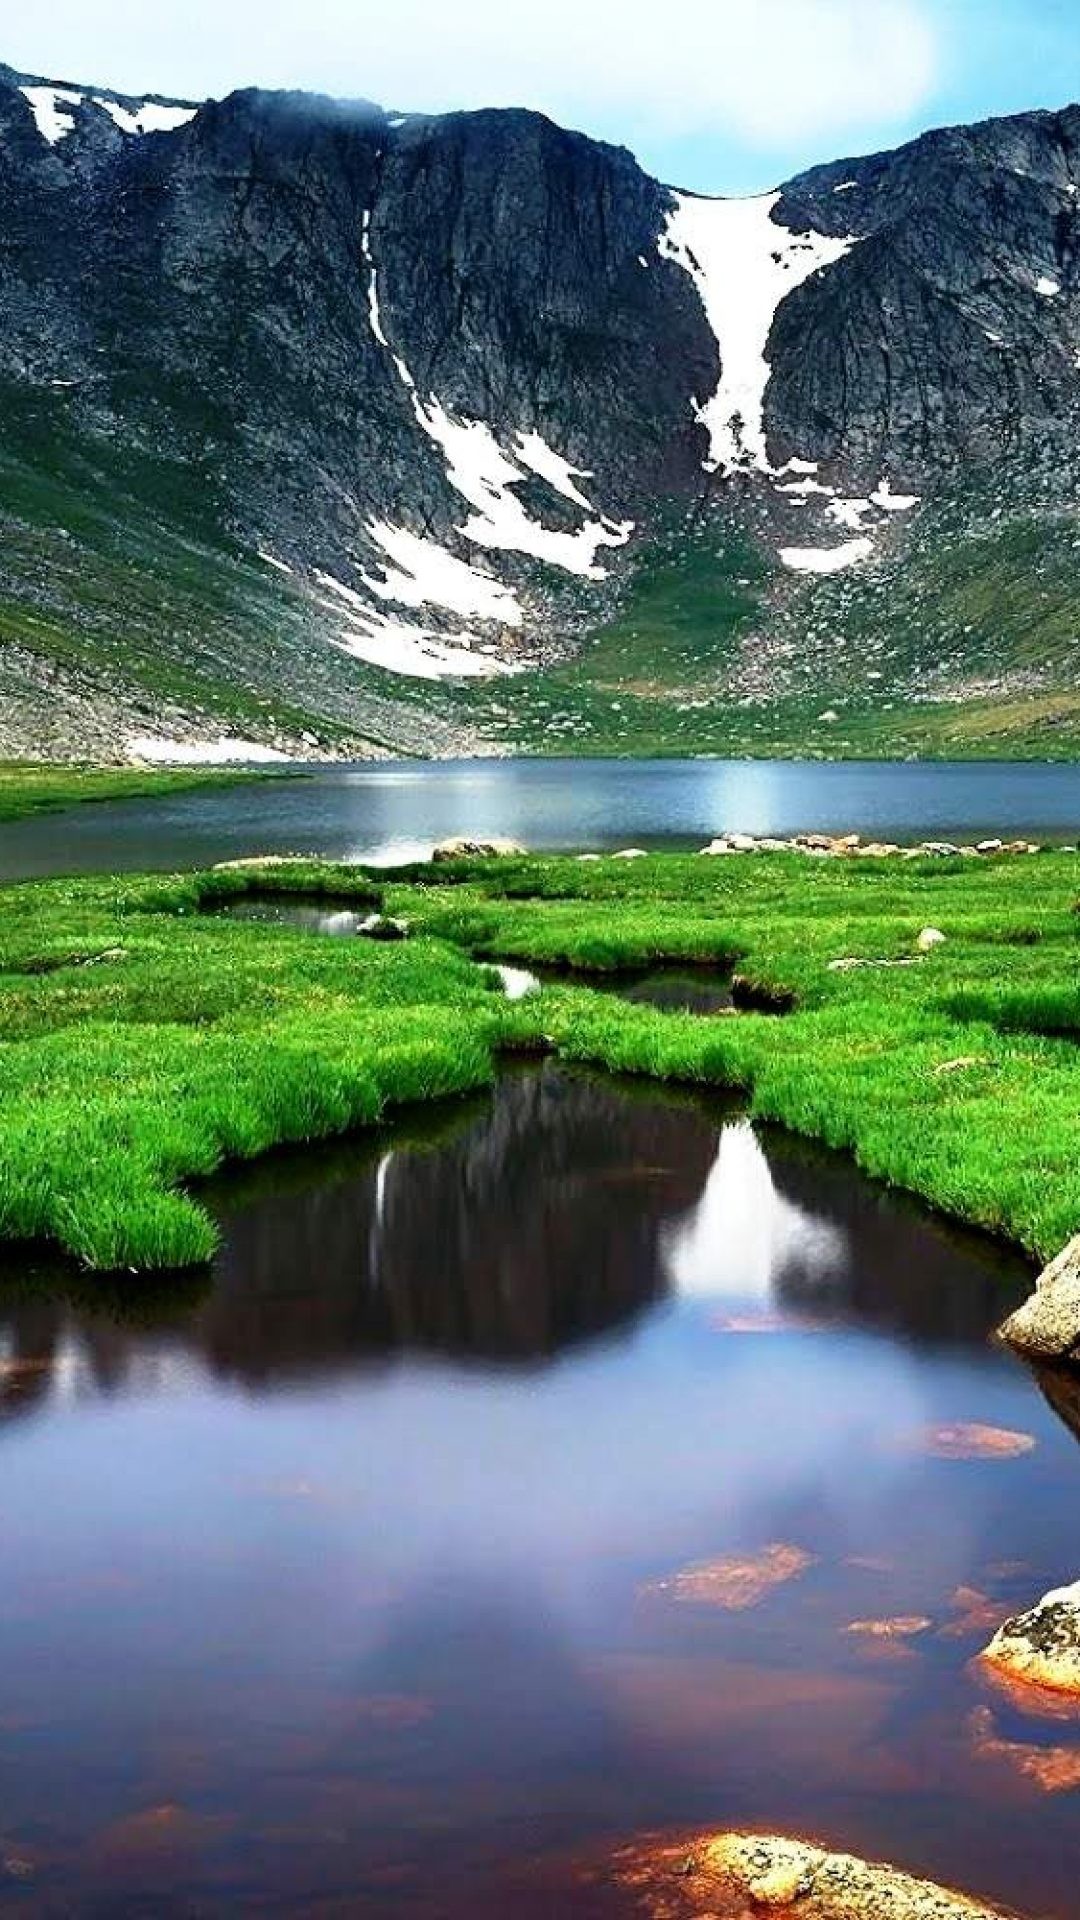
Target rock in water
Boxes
[604,1831,1018,1918]
[981,1580,1080,1698]
[1000,1235,1080,1360]
[431,838,526,862]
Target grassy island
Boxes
[0,846,1078,1272]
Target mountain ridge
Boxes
[2,60,1080,762]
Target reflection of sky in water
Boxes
[663,1122,845,1302]
[0,1070,1074,1916]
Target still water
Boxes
[1,1065,1078,1915]
[3,757,1080,880]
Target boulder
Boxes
[605,1831,1017,1918]
[700,838,736,856]
[1000,1235,1080,1360]
[981,1579,1080,1698]
[431,837,526,862]
[977,839,1004,855]
[916,926,946,951]
[612,847,649,859]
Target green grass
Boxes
[1,849,1080,1273]
[434,465,1080,761]
[0,762,275,824]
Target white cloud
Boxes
[10,0,938,163]
[354,0,940,150]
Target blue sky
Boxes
[8,0,1080,192]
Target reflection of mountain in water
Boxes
[764,1135,1032,1342]
[0,1066,1033,1415]
[207,1067,715,1375]
[1030,1360,1080,1453]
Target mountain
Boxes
[3,62,1080,762]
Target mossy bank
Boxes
[1,846,1079,1272]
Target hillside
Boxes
[3,62,1080,759]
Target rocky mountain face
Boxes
[2,60,1080,761]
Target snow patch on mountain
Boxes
[780,537,873,574]
[361,215,633,581]
[92,96,198,136]
[19,86,83,144]
[871,479,920,511]
[774,467,919,552]
[127,735,292,765]
[659,190,857,475]
[315,571,521,680]
[20,84,198,144]
[512,431,596,512]
[416,401,633,576]
[363,522,523,626]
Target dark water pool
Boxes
[212,898,372,937]
[0,1066,1077,1914]
[554,966,735,1014]
[3,757,1080,880]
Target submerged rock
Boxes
[640,1543,814,1611]
[1031,1358,1080,1447]
[903,1422,1036,1461]
[604,1830,1018,1917]
[1000,1236,1080,1360]
[968,1703,1080,1792]
[981,1579,1080,1699]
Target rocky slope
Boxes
[3,60,1080,759]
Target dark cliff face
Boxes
[3,61,1080,757]
[768,107,1080,474]
[0,75,717,573]
[370,109,714,498]
[9,70,1079,524]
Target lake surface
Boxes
[2,1064,1079,1915]
[3,757,1080,879]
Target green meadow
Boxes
[0,761,261,824]
[1,847,1078,1273]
